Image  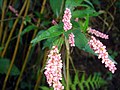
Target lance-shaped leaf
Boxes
[49,0,63,17]
[73,8,99,18]
[31,25,64,44]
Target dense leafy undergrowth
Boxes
[0,0,120,90]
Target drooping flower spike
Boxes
[44,46,64,90]
[88,27,109,39]
[88,36,117,73]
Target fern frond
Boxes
[68,72,107,90]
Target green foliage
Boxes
[31,24,64,44]
[21,25,38,36]
[49,0,64,17]
[0,0,118,89]
[0,58,20,75]
[83,14,89,33]
[66,72,107,90]
[74,29,88,49]
[43,36,64,50]
[72,9,99,18]
[65,0,83,9]
[23,16,32,25]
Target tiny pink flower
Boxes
[74,18,79,22]
[88,36,117,73]
[9,5,18,16]
[69,33,75,47]
[44,46,64,90]
[52,19,57,25]
[88,27,109,39]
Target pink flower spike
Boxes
[62,8,72,31]
[88,36,117,73]
[44,46,64,90]
[69,33,75,47]
[88,27,109,39]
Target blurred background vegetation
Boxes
[0,0,120,90]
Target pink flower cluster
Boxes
[62,8,75,47]
[62,8,72,31]
[69,33,75,47]
[88,27,109,39]
[44,46,64,90]
[88,36,117,73]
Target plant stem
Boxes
[1,0,14,50]
[65,37,70,90]
[2,24,8,46]
[15,0,46,90]
[1,0,27,58]
[2,1,29,90]
[70,56,77,73]
[0,0,7,41]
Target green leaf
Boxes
[73,29,88,49]
[88,75,95,90]
[74,29,95,54]
[21,25,37,36]
[83,44,95,55]
[73,9,99,18]
[23,25,37,34]
[83,14,89,33]
[24,16,31,25]
[65,0,83,9]
[84,0,94,8]
[25,16,31,23]
[71,84,76,90]
[31,25,64,44]
[0,58,20,75]
[49,0,63,17]
[78,83,84,90]
[92,73,98,88]
[80,73,85,83]
[73,72,79,85]
[43,37,59,49]
[72,20,80,28]
[53,36,64,50]
[43,36,64,50]
[85,82,90,90]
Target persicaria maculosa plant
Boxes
[31,0,117,90]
